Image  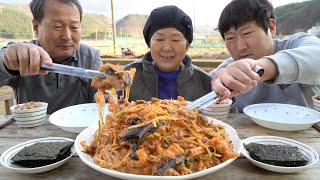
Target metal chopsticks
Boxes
[313,123,320,132]
[40,63,106,79]
[188,91,219,110]
[0,116,14,129]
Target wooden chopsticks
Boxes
[313,123,320,133]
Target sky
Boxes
[0,0,309,26]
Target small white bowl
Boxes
[312,95,320,111]
[13,110,46,119]
[243,103,320,131]
[200,99,232,121]
[10,102,48,113]
[15,118,46,128]
[0,137,75,174]
[242,136,319,173]
[10,102,48,128]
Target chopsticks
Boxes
[0,116,14,129]
[40,63,106,79]
[313,123,320,133]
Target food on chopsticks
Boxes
[91,63,136,100]
[91,63,136,124]
[14,101,44,110]
[11,141,74,168]
[81,97,239,176]
[244,143,309,167]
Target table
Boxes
[0,113,319,180]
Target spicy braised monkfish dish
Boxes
[81,96,239,176]
[91,63,136,123]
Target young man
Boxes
[0,0,102,114]
[210,0,320,112]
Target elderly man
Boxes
[0,0,102,114]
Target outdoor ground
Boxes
[81,40,230,59]
[0,39,229,115]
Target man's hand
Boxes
[3,43,52,76]
[211,59,261,100]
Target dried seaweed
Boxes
[244,143,309,167]
[11,141,73,168]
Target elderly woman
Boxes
[125,5,211,101]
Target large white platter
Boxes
[75,117,242,180]
[243,103,320,131]
[0,137,75,174]
[49,103,110,133]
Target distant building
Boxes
[307,22,320,38]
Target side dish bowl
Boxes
[243,103,320,131]
[0,137,75,174]
[10,102,48,128]
[242,136,319,173]
[75,117,242,180]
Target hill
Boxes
[0,3,111,39]
[81,13,112,40]
[275,0,320,35]
[0,4,32,38]
[115,0,320,37]
[0,0,320,39]
[116,14,148,38]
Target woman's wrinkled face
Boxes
[224,20,276,61]
[150,28,188,72]
[33,0,81,62]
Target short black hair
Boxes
[218,0,275,39]
[30,0,83,23]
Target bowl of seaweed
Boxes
[0,137,75,174]
[242,136,319,173]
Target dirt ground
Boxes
[0,40,229,115]
[83,40,230,60]
[1,39,230,60]
[103,48,229,59]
